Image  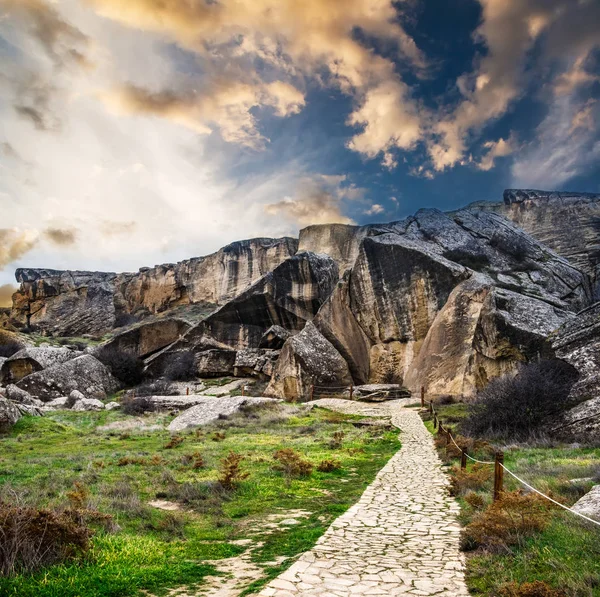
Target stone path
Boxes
[257,403,469,596]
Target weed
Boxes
[462,491,554,553]
[317,459,342,473]
[273,449,313,484]
[218,452,249,490]
[164,436,184,449]
[66,482,90,510]
[329,431,345,449]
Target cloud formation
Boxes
[0,229,39,270]
[0,284,16,308]
[264,176,358,227]
[44,227,77,246]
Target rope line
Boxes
[499,464,600,528]
[447,432,494,465]
[428,400,600,528]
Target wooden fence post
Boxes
[241,385,245,397]
[433,413,438,430]
[461,448,467,470]
[186,387,190,396]
[420,386,425,408]
[349,385,353,400]
[310,385,314,401]
[494,451,504,501]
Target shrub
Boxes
[329,430,345,449]
[0,503,93,576]
[463,360,578,440]
[212,432,226,442]
[449,464,493,497]
[218,452,249,490]
[272,449,313,483]
[96,346,145,387]
[464,491,486,510]
[121,396,155,416]
[499,581,567,597]
[461,491,554,552]
[163,352,197,382]
[181,452,204,469]
[164,436,184,449]
[316,459,342,473]
[66,482,90,509]
[0,342,21,358]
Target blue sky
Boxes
[0,0,599,302]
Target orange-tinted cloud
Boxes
[0,229,39,270]
[44,227,77,246]
[0,284,16,308]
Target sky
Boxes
[0,0,599,304]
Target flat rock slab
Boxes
[307,398,413,418]
[572,485,600,521]
[168,396,280,432]
[258,405,468,596]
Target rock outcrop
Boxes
[10,237,298,335]
[96,319,190,359]
[270,208,591,399]
[571,486,600,522]
[472,189,600,297]
[551,303,600,438]
[16,354,120,401]
[1,346,77,384]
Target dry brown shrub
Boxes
[0,502,112,576]
[181,452,205,469]
[164,435,185,449]
[149,455,164,466]
[464,491,486,510]
[218,452,249,490]
[449,464,493,497]
[499,581,567,597]
[316,459,342,473]
[272,449,313,483]
[117,456,147,467]
[212,432,226,442]
[461,491,554,553]
[66,482,90,509]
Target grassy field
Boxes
[0,404,400,597]
[426,403,600,596]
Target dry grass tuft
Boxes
[449,464,493,497]
[316,459,342,473]
[499,580,567,597]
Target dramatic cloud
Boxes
[0,229,39,269]
[0,284,16,308]
[264,176,358,227]
[476,137,516,171]
[105,80,305,147]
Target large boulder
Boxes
[15,355,120,401]
[0,397,21,431]
[233,348,280,379]
[168,396,280,431]
[5,384,43,407]
[0,346,77,384]
[571,486,600,522]
[266,322,353,401]
[196,349,237,377]
[259,325,292,350]
[95,318,191,359]
[551,303,600,438]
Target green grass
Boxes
[423,403,600,596]
[0,405,400,596]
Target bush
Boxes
[163,352,197,382]
[96,346,145,387]
[463,360,578,439]
[461,491,554,552]
[316,459,341,472]
[329,430,345,449]
[218,452,249,490]
[0,503,94,576]
[449,464,493,497]
[0,342,22,358]
[272,449,313,483]
[121,395,155,416]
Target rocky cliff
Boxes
[472,189,600,297]
[10,237,298,336]
[267,208,592,399]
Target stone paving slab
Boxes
[257,405,469,596]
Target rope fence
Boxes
[426,392,600,529]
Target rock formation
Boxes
[472,189,600,297]
[16,354,120,401]
[551,302,600,438]
[1,346,77,384]
[268,208,591,399]
[10,237,298,336]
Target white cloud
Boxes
[364,204,385,216]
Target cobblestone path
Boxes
[257,404,469,596]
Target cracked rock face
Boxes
[10,237,298,336]
[0,397,21,431]
[271,208,591,399]
[0,346,77,384]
